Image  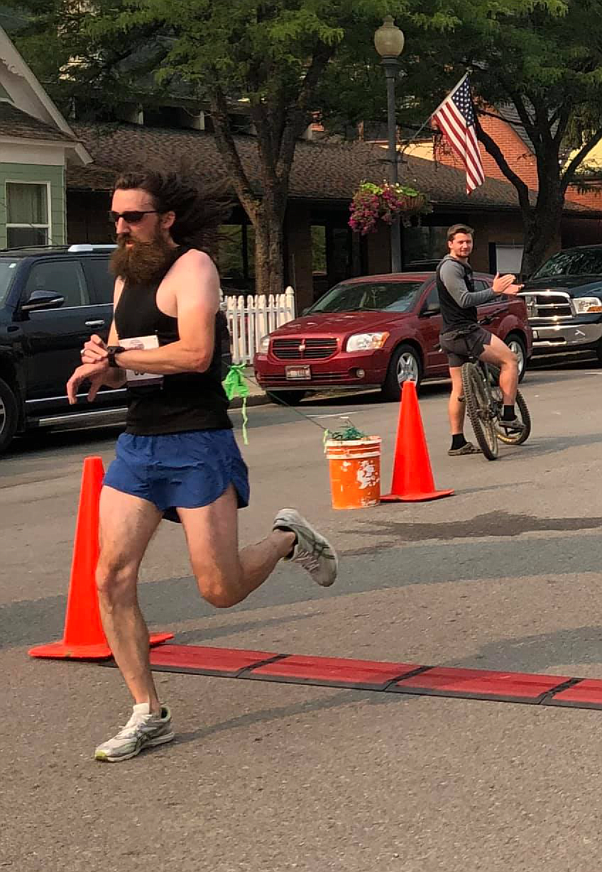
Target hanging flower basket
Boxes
[349,181,432,235]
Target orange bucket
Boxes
[325,437,381,510]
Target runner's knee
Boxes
[96,558,138,604]
[197,571,242,609]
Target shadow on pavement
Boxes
[174,687,368,746]
[342,510,602,546]
[507,430,602,459]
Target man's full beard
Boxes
[110,231,178,286]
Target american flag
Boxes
[432,75,485,194]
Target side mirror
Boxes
[421,302,440,317]
[21,290,65,312]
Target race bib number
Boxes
[120,335,163,388]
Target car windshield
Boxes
[308,280,425,314]
[0,258,20,305]
[533,249,602,279]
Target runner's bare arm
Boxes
[107,251,219,375]
[67,279,127,403]
[77,278,127,387]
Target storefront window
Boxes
[403,225,448,267]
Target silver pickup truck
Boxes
[521,245,602,363]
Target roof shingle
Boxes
[68,122,593,214]
[0,101,76,142]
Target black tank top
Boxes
[114,248,232,435]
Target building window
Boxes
[6,182,50,248]
[403,225,448,267]
[218,223,255,290]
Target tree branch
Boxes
[552,103,571,148]
[475,114,532,214]
[209,84,260,222]
[276,42,335,185]
[561,127,602,192]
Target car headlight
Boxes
[258,334,270,354]
[346,332,390,352]
[573,297,602,314]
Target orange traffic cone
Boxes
[381,381,454,503]
[29,456,173,660]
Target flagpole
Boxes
[429,72,468,121]
[401,73,469,152]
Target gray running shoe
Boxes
[499,416,526,433]
[273,508,338,587]
[94,703,174,762]
[448,441,480,456]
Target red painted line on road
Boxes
[543,679,602,709]
[101,644,599,711]
[246,654,425,690]
[389,666,572,704]
[147,643,281,677]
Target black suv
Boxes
[521,245,602,362]
[0,245,231,453]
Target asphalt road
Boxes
[3,362,602,871]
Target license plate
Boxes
[285,365,311,380]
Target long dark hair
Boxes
[113,168,232,251]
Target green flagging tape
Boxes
[223,364,250,444]
[323,417,368,445]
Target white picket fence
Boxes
[223,286,296,365]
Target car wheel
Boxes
[0,377,19,454]
[381,344,422,401]
[505,334,527,382]
[267,390,307,406]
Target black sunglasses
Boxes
[108,210,158,224]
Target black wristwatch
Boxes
[106,345,125,368]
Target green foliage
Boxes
[314,0,602,270]
[318,0,602,168]
[5,0,401,114]
[8,0,602,275]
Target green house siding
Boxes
[0,163,65,248]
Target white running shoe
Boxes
[273,508,338,587]
[94,703,174,762]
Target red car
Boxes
[253,272,532,403]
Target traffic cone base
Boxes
[381,488,454,503]
[381,381,454,503]
[29,455,174,661]
[29,632,173,661]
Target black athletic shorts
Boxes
[439,325,492,368]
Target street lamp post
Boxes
[374,16,405,273]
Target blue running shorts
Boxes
[104,429,250,523]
